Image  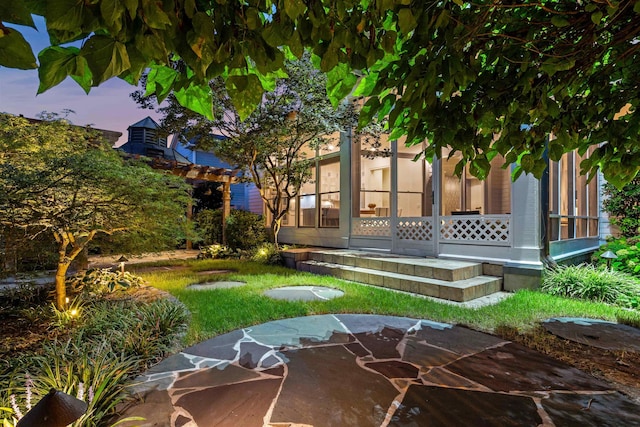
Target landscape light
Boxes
[16,388,87,427]
[600,250,618,270]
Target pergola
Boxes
[148,158,241,246]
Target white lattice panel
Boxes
[352,218,391,237]
[396,218,433,241]
[440,215,510,245]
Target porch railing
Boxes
[352,214,511,246]
[440,215,511,246]
[396,217,433,241]
[351,217,391,237]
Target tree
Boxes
[603,177,640,238]
[3,1,640,185]
[136,56,359,246]
[0,114,191,308]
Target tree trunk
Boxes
[55,260,70,310]
[272,217,282,250]
[55,237,71,310]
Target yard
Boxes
[129,258,640,400]
[2,256,640,425]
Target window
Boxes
[353,135,391,217]
[319,158,340,227]
[549,148,599,241]
[397,140,432,217]
[441,150,510,215]
[298,167,316,227]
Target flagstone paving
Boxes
[116,314,640,427]
[186,281,247,291]
[263,286,345,301]
[542,317,640,352]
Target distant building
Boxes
[171,135,263,214]
[117,117,189,162]
[118,116,261,214]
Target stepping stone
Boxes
[196,269,234,275]
[264,286,344,301]
[543,317,640,352]
[187,281,246,290]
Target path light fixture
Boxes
[117,255,128,274]
[600,250,618,270]
[16,388,87,427]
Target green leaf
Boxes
[37,46,80,93]
[551,15,570,27]
[397,8,418,34]
[520,153,534,171]
[174,83,214,120]
[80,35,131,85]
[245,7,261,30]
[100,0,125,33]
[123,0,139,19]
[0,1,35,27]
[45,0,85,31]
[326,63,358,108]
[70,56,93,94]
[591,11,603,25]
[141,0,172,29]
[226,74,264,121]
[284,0,306,20]
[635,1,640,13]
[145,65,178,101]
[0,28,37,69]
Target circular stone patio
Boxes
[263,285,344,301]
[186,281,246,291]
[116,314,640,426]
[543,317,640,352]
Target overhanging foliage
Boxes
[2,1,640,184]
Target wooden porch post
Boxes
[186,198,193,250]
[222,180,231,245]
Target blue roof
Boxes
[128,116,160,130]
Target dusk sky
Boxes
[0,17,160,146]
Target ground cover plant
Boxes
[541,264,640,310]
[0,274,188,427]
[593,237,640,278]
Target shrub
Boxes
[592,237,640,278]
[252,243,284,265]
[541,264,640,308]
[198,244,236,259]
[225,210,267,250]
[67,268,146,295]
[194,209,267,250]
[1,294,189,427]
[602,177,640,237]
[194,209,223,246]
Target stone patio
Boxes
[116,314,640,426]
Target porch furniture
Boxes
[375,206,390,217]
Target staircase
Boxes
[286,249,502,302]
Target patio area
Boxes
[116,314,640,426]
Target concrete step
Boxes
[307,249,482,282]
[299,260,502,302]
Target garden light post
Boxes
[600,250,618,270]
[16,388,87,427]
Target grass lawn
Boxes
[134,259,625,346]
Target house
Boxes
[272,131,606,291]
[117,116,244,245]
[170,135,263,215]
[117,117,190,163]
